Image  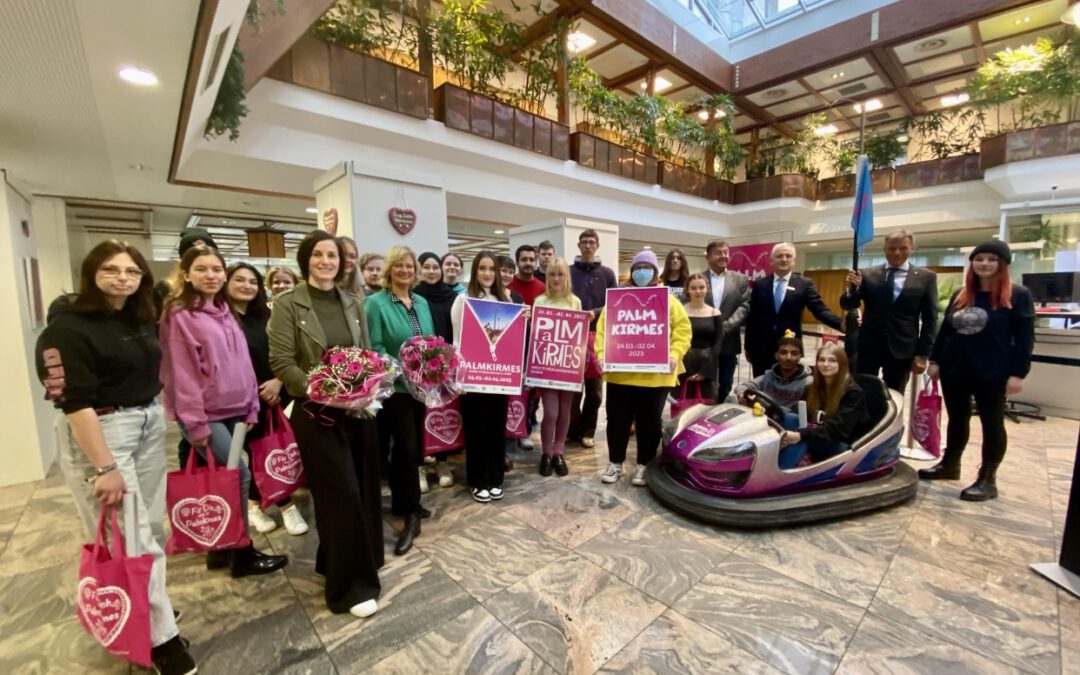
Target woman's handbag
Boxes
[422,399,464,456]
[77,503,153,667]
[671,380,709,418]
[584,331,603,379]
[166,436,251,553]
[249,405,305,509]
[504,390,529,439]
[911,377,943,458]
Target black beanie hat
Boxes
[417,251,442,266]
[178,227,218,256]
[969,239,1011,264]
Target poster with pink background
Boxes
[458,299,527,394]
[525,306,591,391]
[603,287,670,373]
[727,243,777,281]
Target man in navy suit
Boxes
[745,243,844,377]
[700,239,751,402]
[841,230,938,392]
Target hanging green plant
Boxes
[205,47,249,141]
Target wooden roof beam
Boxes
[238,0,340,91]
[867,47,925,116]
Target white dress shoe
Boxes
[350,599,378,618]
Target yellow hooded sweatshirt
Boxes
[594,293,691,388]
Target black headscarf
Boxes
[414,252,457,342]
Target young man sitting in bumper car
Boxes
[735,332,812,414]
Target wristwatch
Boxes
[85,463,117,484]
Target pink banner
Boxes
[603,287,670,373]
[525,306,590,392]
[727,243,777,282]
[458,298,527,394]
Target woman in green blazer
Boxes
[268,231,382,620]
[366,245,435,556]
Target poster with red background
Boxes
[603,288,670,373]
[525,306,590,391]
[727,243,777,282]
[458,299,527,394]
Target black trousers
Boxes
[606,382,668,466]
[461,393,508,490]
[749,355,773,378]
[381,393,423,516]
[568,378,603,440]
[717,353,738,402]
[940,374,1008,469]
[291,403,382,613]
[857,348,914,393]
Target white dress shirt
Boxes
[709,271,726,311]
[886,261,910,300]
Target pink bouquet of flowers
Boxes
[398,336,462,407]
[307,347,399,417]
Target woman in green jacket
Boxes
[366,245,435,556]
[268,231,382,620]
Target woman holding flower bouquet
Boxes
[366,246,435,556]
[451,252,512,503]
[268,231,383,619]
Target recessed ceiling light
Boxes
[640,76,673,92]
[128,163,149,171]
[762,88,787,100]
[118,66,158,86]
[1013,16,1030,25]
[305,207,318,214]
[941,93,970,107]
[853,99,883,113]
[814,124,839,136]
[830,71,845,79]
[566,31,596,53]
[809,242,819,247]
[915,38,949,53]
[643,245,652,250]
[493,229,505,235]
[947,247,957,251]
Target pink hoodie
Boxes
[159,297,259,441]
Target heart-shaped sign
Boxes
[506,400,525,433]
[265,444,303,484]
[171,495,230,548]
[911,410,931,440]
[78,577,131,647]
[322,208,338,235]
[425,409,462,445]
[388,207,417,236]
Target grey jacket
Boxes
[268,283,370,398]
[700,269,751,355]
[735,364,813,413]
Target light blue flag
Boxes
[851,155,874,254]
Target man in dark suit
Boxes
[700,239,750,402]
[841,230,938,392]
[746,243,844,377]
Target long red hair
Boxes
[954,259,1012,310]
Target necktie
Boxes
[886,268,898,303]
[773,277,785,312]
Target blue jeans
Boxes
[58,404,179,647]
[178,416,252,530]
[778,413,845,469]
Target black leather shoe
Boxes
[395,513,422,556]
[539,454,554,476]
[960,466,998,501]
[231,546,288,578]
[553,455,569,477]
[917,463,961,480]
[206,549,230,570]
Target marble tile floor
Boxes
[0,414,1077,675]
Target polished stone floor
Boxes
[0,407,1077,674]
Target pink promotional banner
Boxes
[727,243,777,282]
[603,287,670,373]
[458,298,527,394]
[525,306,591,392]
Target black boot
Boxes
[539,454,553,476]
[206,549,231,570]
[917,452,962,480]
[394,513,421,556]
[231,545,288,578]
[960,465,998,501]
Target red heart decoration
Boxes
[322,208,338,235]
[171,495,230,548]
[265,444,303,484]
[425,409,462,445]
[78,578,132,647]
[388,208,417,236]
[505,400,525,433]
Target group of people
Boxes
[33,222,1034,674]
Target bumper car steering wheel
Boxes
[741,387,787,426]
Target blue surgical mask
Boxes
[632,268,655,287]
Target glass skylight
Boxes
[681,0,837,40]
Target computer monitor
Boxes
[1023,272,1080,304]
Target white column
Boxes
[510,218,620,275]
[0,172,58,486]
[30,197,74,301]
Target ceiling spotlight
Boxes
[128,163,149,171]
[814,124,839,136]
[305,207,318,214]
[897,134,910,143]
[493,229,505,235]
[853,99,883,113]
[809,242,819,247]
[643,245,652,250]
[566,31,596,53]
[830,71,845,79]
[118,66,158,86]
[941,93,970,107]
[947,247,957,251]
[1013,16,1031,25]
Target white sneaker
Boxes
[281,504,309,535]
[248,503,278,534]
[601,463,623,483]
[631,464,647,486]
[350,599,378,618]
[518,438,535,450]
[419,467,430,494]
[436,462,454,488]
[423,455,436,465]
[472,488,491,503]
[582,437,595,448]
[490,486,504,500]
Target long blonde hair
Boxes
[542,257,577,303]
[806,343,852,419]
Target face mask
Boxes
[632,268,654,287]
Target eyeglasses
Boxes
[99,266,144,279]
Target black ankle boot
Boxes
[960,465,998,501]
[206,549,231,570]
[231,545,288,578]
[917,455,961,480]
[395,513,421,556]
[539,454,553,476]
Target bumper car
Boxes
[647,374,918,527]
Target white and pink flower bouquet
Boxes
[398,336,462,407]
[307,347,399,417]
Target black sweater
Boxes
[238,311,274,384]
[800,380,871,447]
[931,285,1035,382]
[35,296,162,414]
